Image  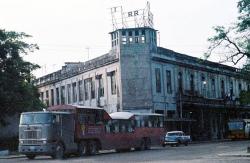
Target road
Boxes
[2,140,250,163]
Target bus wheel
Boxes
[145,138,151,150]
[26,154,36,159]
[135,139,146,151]
[78,141,88,156]
[89,141,97,155]
[52,142,65,159]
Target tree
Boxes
[0,29,44,126]
[205,0,250,65]
[206,0,250,104]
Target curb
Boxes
[190,139,231,144]
[0,155,25,159]
[218,153,250,157]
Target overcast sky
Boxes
[1,0,239,77]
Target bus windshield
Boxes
[20,113,53,125]
[228,121,244,130]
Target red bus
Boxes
[47,105,165,156]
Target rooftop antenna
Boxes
[110,1,154,30]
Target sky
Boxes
[0,0,239,77]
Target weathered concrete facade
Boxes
[34,26,250,139]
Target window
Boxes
[166,70,172,94]
[56,88,59,105]
[190,74,194,92]
[99,76,104,97]
[155,68,161,93]
[50,89,54,106]
[61,86,65,104]
[129,37,133,43]
[46,90,49,99]
[201,74,206,96]
[122,31,127,44]
[128,31,132,36]
[141,36,145,43]
[135,30,139,43]
[178,72,183,93]
[211,79,216,97]
[135,30,139,36]
[78,80,83,101]
[84,79,90,100]
[221,80,225,98]
[67,84,71,104]
[40,92,44,102]
[91,78,95,99]
[122,37,127,44]
[135,37,139,43]
[141,30,145,43]
[238,83,242,92]
[230,81,233,96]
[72,82,77,103]
[45,90,49,106]
[111,71,116,95]
[141,30,145,35]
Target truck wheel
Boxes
[26,154,36,159]
[53,142,64,159]
[89,141,97,155]
[78,141,88,156]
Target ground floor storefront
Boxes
[165,100,250,140]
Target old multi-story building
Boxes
[34,7,250,140]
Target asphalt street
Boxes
[1,140,250,163]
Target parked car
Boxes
[162,131,191,147]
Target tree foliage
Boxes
[0,29,44,126]
[206,0,250,104]
[205,0,250,65]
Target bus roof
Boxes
[109,112,134,120]
[21,111,72,115]
[48,104,104,111]
[133,112,163,116]
[109,112,163,120]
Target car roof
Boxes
[167,131,184,134]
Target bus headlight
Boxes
[42,140,47,144]
[19,140,23,144]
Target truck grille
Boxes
[22,139,43,145]
[24,130,42,139]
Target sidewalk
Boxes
[0,151,25,159]
[218,150,250,157]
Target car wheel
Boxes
[26,154,36,160]
[176,141,181,147]
[184,142,188,146]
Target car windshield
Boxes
[20,113,53,125]
[167,132,181,136]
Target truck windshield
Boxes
[20,113,52,125]
[228,122,244,130]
